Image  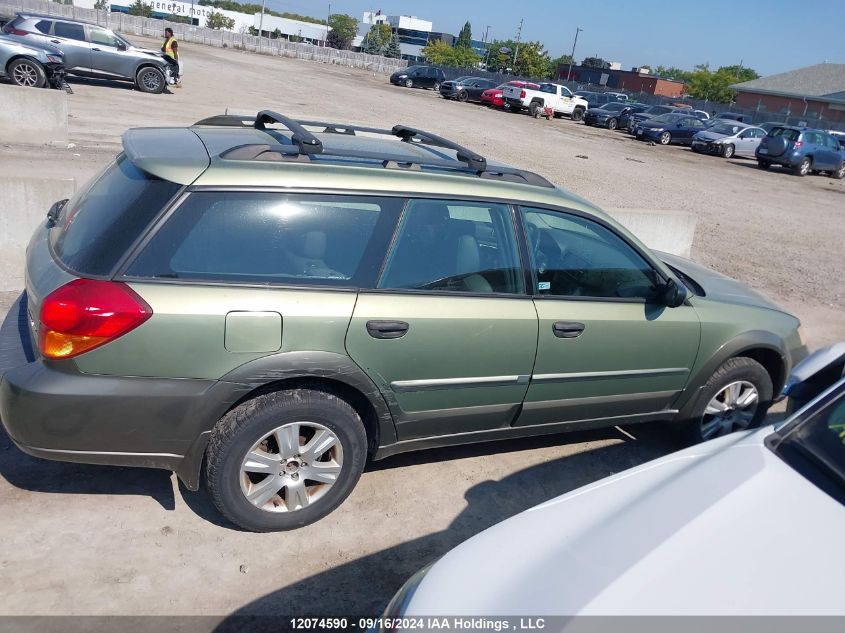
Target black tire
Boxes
[205,388,368,532]
[832,162,845,180]
[136,66,165,94]
[793,157,811,177]
[721,143,735,159]
[606,117,618,130]
[8,57,47,88]
[757,160,771,170]
[433,82,440,91]
[457,90,468,102]
[658,131,672,145]
[529,101,542,117]
[570,107,584,122]
[681,357,773,445]
[404,78,413,88]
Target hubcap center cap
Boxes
[284,460,301,473]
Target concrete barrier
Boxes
[0,84,68,145]
[0,177,75,291]
[605,208,697,258]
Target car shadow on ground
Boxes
[0,423,176,509]
[209,424,680,629]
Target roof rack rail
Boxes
[194,112,553,188]
[392,125,487,172]
[255,110,323,155]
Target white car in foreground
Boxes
[382,346,845,617]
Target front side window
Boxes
[125,193,401,287]
[379,200,523,294]
[54,22,85,41]
[521,207,661,301]
[90,28,120,47]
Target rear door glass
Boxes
[54,22,86,41]
[125,193,403,287]
[35,20,53,34]
[771,128,799,141]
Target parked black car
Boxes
[389,65,446,90]
[617,103,650,130]
[439,76,498,102]
[626,105,685,132]
[633,112,708,145]
[583,101,638,129]
[574,90,625,109]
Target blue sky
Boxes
[267,0,845,76]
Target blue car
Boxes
[756,126,845,178]
[633,112,707,145]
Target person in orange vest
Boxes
[161,27,181,88]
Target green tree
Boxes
[653,65,693,82]
[421,39,454,65]
[685,64,759,103]
[363,23,391,55]
[205,10,235,29]
[165,13,192,23]
[272,27,282,39]
[383,33,402,59]
[93,0,109,10]
[582,56,609,69]
[247,25,258,35]
[456,21,472,49]
[487,39,551,78]
[549,54,574,78]
[127,0,152,17]
[326,13,358,50]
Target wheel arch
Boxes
[175,351,397,491]
[674,331,789,421]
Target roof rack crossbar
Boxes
[391,125,487,172]
[254,110,323,155]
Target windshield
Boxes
[647,106,672,115]
[651,113,684,123]
[453,76,475,83]
[709,123,744,135]
[773,389,845,498]
[602,102,627,112]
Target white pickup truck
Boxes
[503,83,589,121]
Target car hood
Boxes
[639,120,673,130]
[694,130,731,142]
[657,251,789,314]
[407,428,845,615]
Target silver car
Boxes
[0,32,65,88]
[381,346,845,617]
[691,122,767,159]
[3,13,169,93]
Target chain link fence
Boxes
[0,0,408,74]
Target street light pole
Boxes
[566,26,582,82]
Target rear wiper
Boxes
[46,199,69,227]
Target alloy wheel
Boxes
[700,380,759,441]
[142,71,162,91]
[659,131,671,145]
[239,421,344,513]
[12,62,38,87]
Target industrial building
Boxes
[358,11,486,61]
[558,64,687,97]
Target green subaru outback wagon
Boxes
[0,111,807,531]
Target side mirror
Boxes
[661,278,687,308]
[117,42,127,51]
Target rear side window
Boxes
[770,127,799,141]
[125,193,402,287]
[378,199,523,294]
[51,155,181,276]
[35,20,53,34]
[54,22,85,41]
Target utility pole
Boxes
[512,18,523,73]
[326,3,331,46]
[566,26,582,82]
[482,25,491,68]
[258,0,266,38]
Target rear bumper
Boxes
[755,149,803,166]
[0,293,245,488]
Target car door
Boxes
[820,134,843,170]
[514,206,701,427]
[49,20,91,73]
[680,116,705,142]
[418,67,434,88]
[89,27,130,78]
[346,198,538,441]
[737,127,764,155]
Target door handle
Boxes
[51,39,60,43]
[92,48,101,51]
[553,321,585,338]
[366,320,409,339]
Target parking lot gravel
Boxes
[0,35,841,621]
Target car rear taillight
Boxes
[793,140,803,149]
[39,279,152,359]
[3,26,29,35]
[520,90,526,98]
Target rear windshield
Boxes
[770,127,800,141]
[647,106,672,115]
[602,102,627,112]
[50,154,181,276]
